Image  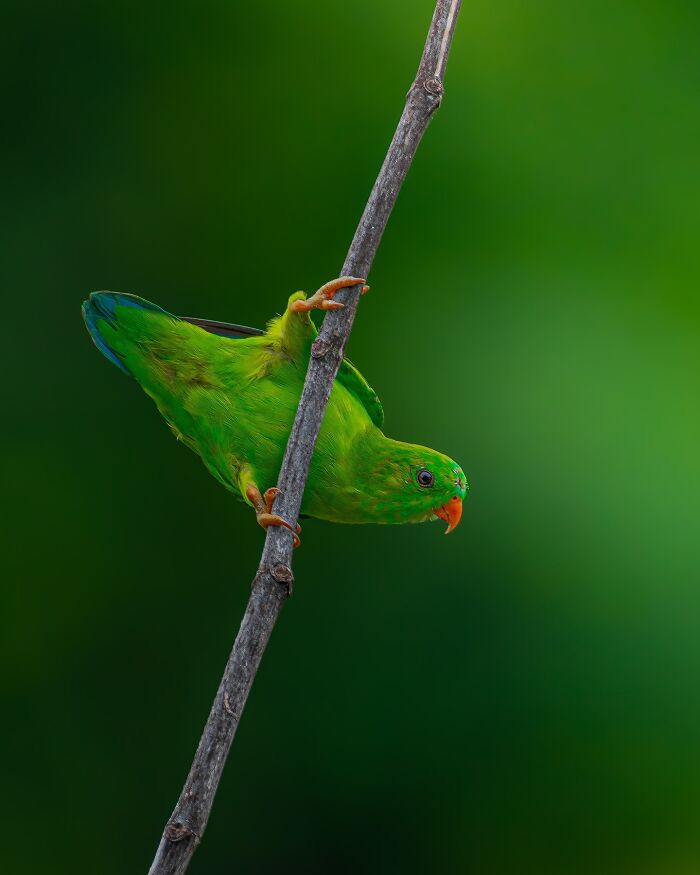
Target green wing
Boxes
[336,357,384,428]
[184,309,385,429]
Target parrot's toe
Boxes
[289,276,368,313]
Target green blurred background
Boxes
[3,1,699,872]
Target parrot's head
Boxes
[375,440,468,533]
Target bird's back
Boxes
[82,292,373,500]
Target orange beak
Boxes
[433,495,463,534]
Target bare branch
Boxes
[147,2,462,872]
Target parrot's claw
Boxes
[289,276,370,313]
[246,483,302,548]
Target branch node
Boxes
[311,338,331,359]
[270,563,294,595]
[165,822,199,844]
[423,76,444,99]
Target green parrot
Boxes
[82,276,467,544]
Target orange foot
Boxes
[246,484,301,548]
[289,276,370,313]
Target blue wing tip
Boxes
[82,292,132,375]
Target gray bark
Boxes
[147,2,462,872]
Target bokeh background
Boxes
[3,1,699,872]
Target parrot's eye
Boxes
[416,468,435,488]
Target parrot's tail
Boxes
[82,292,174,376]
